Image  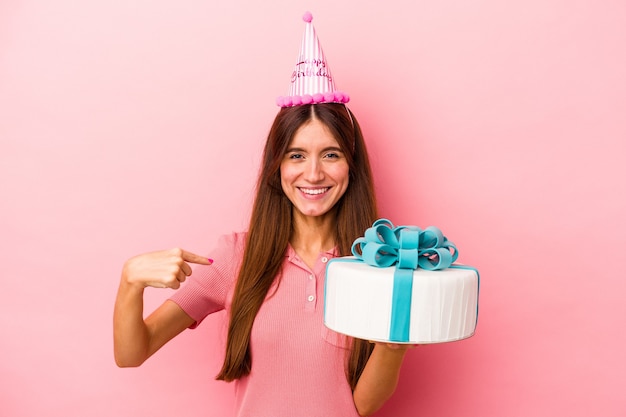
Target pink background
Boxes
[1,1,625,416]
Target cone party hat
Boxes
[276,12,349,107]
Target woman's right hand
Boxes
[121,248,212,290]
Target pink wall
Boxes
[1,1,625,416]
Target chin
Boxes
[296,205,338,219]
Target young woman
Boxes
[113,103,412,416]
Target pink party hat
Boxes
[276,12,350,107]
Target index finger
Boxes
[181,250,212,265]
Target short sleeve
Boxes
[169,232,246,328]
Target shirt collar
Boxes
[286,244,338,262]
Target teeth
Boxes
[301,188,328,195]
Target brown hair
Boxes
[216,103,378,390]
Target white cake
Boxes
[324,258,479,344]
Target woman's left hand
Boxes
[353,341,417,415]
[371,341,419,351]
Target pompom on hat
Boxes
[276,12,350,107]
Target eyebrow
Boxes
[285,146,344,153]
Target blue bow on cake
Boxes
[350,219,459,342]
[351,219,459,270]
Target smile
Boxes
[299,187,329,195]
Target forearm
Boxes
[352,343,409,416]
[113,280,150,367]
[113,249,206,367]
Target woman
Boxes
[113,103,412,416]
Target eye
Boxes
[287,152,304,160]
[324,151,342,159]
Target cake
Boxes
[324,219,479,344]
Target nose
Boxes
[303,158,324,182]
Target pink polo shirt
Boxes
[169,232,359,417]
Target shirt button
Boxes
[307,295,315,302]
[321,256,328,263]
[309,274,314,280]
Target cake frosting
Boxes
[324,219,479,344]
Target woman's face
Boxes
[280,118,349,220]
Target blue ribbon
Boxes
[351,219,459,342]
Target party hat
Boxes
[276,12,350,107]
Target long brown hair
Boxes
[216,103,378,390]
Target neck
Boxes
[290,211,337,256]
